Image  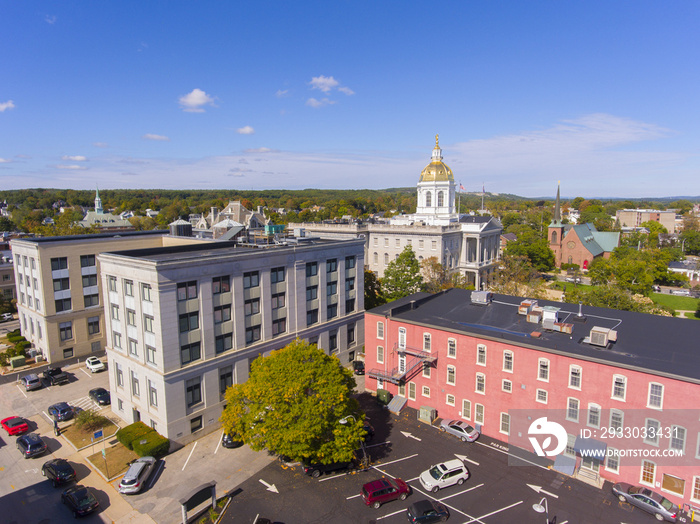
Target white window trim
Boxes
[446,394,455,406]
[422,363,431,378]
[640,459,656,487]
[587,403,601,429]
[696,433,700,460]
[461,399,471,421]
[475,403,484,425]
[447,338,457,359]
[502,350,513,373]
[536,389,548,404]
[421,385,430,398]
[647,382,664,410]
[669,425,686,454]
[476,344,486,366]
[568,365,582,390]
[398,327,406,350]
[501,379,512,393]
[376,321,384,340]
[537,358,550,383]
[377,346,384,364]
[605,447,620,474]
[423,332,431,352]
[446,365,456,386]
[609,409,624,432]
[499,413,510,435]
[408,382,416,401]
[475,373,486,395]
[566,397,579,422]
[691,475,700,504]
[611,374,627,402]
[644,418,660,446]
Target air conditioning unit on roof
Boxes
[589,326,617,347]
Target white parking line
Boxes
[437,483,484,502]
[346,493,361,500]
[80,368,92,377]
[15,383,27,398]
[371,453,419,468]
[214,431,223,454]
[464,500,524,523]
[182,441,197,471]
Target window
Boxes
[80,254,95,267]
[326,258,337,273]
[117,398,123,411]
[179,312,199,333]
[270,267,285,284]
[62,348,73,359]
[462,400,471,420]
[423,333,431,351]
[503,351,513,372]
[271,293,285,310]
[131,371,140,397]
[377,322,384,339]
[476,373,485,394]
[373,252,378,264]
[398,327,406,349]
[212,276,230,294]
[641,460,656,486]
[124,280,134,297]
[502,379,512,393]
[213,305,231,324]
[475,404,484,424]
[87,316,100,335]
[610,409,624,432]
[59,321,73,341]
[148,380,158,407]
[670,426,686,454]
[347,323,355,345]
[116,364,124,387]
[345,277,355,292]
[113,332,122,349]
[612,375,626,400]
[425,193,432,207]
[220,366,233,395]
[446,366,456,385]
[477,345,486,365]
[345,256,355,270]
[108,276,117,292]
[305,262,318,277]
[384,253,389,265]
[588,404,601,428]
[645,419,660,445]
[126,309,136,326]
[345,297,355,312]
[144,315,154,333]
[191,416,203,433]
[53,277,69,292]
[569,366,581,389]
[538,358,549,381]
[446,394,455,406]
[110,304,119,320]
[605,448,620,473]
[422,385,430,398]
[146,345,156,364]
[245,325,261,344]
[215,333,233,353]
[186,378,202,407]
[693,477,700,503]
[82,274,98,287]
[327,281,337,296]
[422,363,431,378]
[128,338,138,356]
[536,389,548,404]
[431,240,437,250]
[377,346,384,364]
[500,413,510,435]
[565,434,576,457]
[395,238,400,247]
[91,341,100,352]
[141,284,152,302]
[661,474,685,497]
[51,257,68,271]
[244,299,260,316]
[177,281,197,300]
[306,309,318,326]
[408,382,416,400]
[648,383,664,409]
[384,237,389,247]
[567,398,579,422]
[272,318,286,336]
[327,303,337,319]
[306,286,318,301]
[447,339,456,358]
[243,271,260,289]
[329,330,338,352]
[180,342,201,365]
[418,239,424,250]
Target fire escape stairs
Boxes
[367,344,437,385]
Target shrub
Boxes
[74,409,111,432]
[7,334,25,344]
[14,341,29,352]
[116,421,153,450]
[131,430,170,458]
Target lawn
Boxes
[62,418,119,449]
[650,293,700,312]
[87,443,139,480]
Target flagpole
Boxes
[458,182,461,216]
[481,182,485,213]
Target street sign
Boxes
[94,429,103,439]
[102,449,106,459]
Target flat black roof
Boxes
[368,289,700,384]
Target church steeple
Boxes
[95,186,103,215]
[550,181,562,226]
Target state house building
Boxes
[364,289,700,508]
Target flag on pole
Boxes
[460,183,465,191]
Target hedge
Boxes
[116,421,170,457]
[116,421,153,450]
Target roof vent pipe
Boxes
[577,302,583,317]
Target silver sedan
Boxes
[439,419,479,442]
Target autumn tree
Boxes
[220,339,365,464]
[488,254,548,299]
[381,246,423,301]
[364,267,386,310]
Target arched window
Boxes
[551,231,557,244]
[425,192,432,207]
[437,191,444,207]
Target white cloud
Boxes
[142,133,170,141]
[93,142,108,148]
[0,100,15,112]
[44,15,56,24]
[62,155,87,161]
[56,164,88,170]
[338,86,355,96]
[237,126,255,135]
[276,89,289,98]
[244,147,275,154]
[178,88,216,113]
[306,97,336,108]
[0,158,11,163]
[309,75,339,93]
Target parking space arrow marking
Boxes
[259,479,279,493]
[400,431,421,441]
[454,453,479,466]
[527,484,559,498]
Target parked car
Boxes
[48,402,74,421]
[89,387,111,406]
[43,366,69,386]
[438,419,479,443]
[61,485,100,518]
[16,433,48,459]
[406,499,450,523]
[42,458,77,487]
[353,360,365,375]
[612,482,678,522]
[419,459,470,493]
[671,289,691,296]
[221,432,243,449]
[652,285,661,292]
[118,456,157,494]
[85,356,105,373]
[565,276,582,283]
[361,477,410,508]
[20,373,42,391]
[302,460,354,478]
[1,312,14,322]
[2,416,29,436]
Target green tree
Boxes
[0,216,14,232]
[381,246,423,301]
[488,254,547,299]
[220,339,364,464]
[364,267,386,310]
[504,228,555,272]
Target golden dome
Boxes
[419,134,454,182]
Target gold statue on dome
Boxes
[435,134,439,147]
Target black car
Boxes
[61,485,100,518]
[302,460,354,478]
[222,432,243,449]
[353,361,365,375]
[48,402,74,421]
[16,433,48,459]
[42,458,77,487]
[43,366,69,385]
[406,499,450,523]
[89,387,111,406]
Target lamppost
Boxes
[532,497,549,524]
[339,415,369,470]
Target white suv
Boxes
[419,459,470,493]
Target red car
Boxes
[361,477,410,509]
[2,416,29,436]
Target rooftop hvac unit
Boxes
[471,291,492,305]
[589,327,617,347]
[519,299,538,315]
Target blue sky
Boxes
[1,1,699,198]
